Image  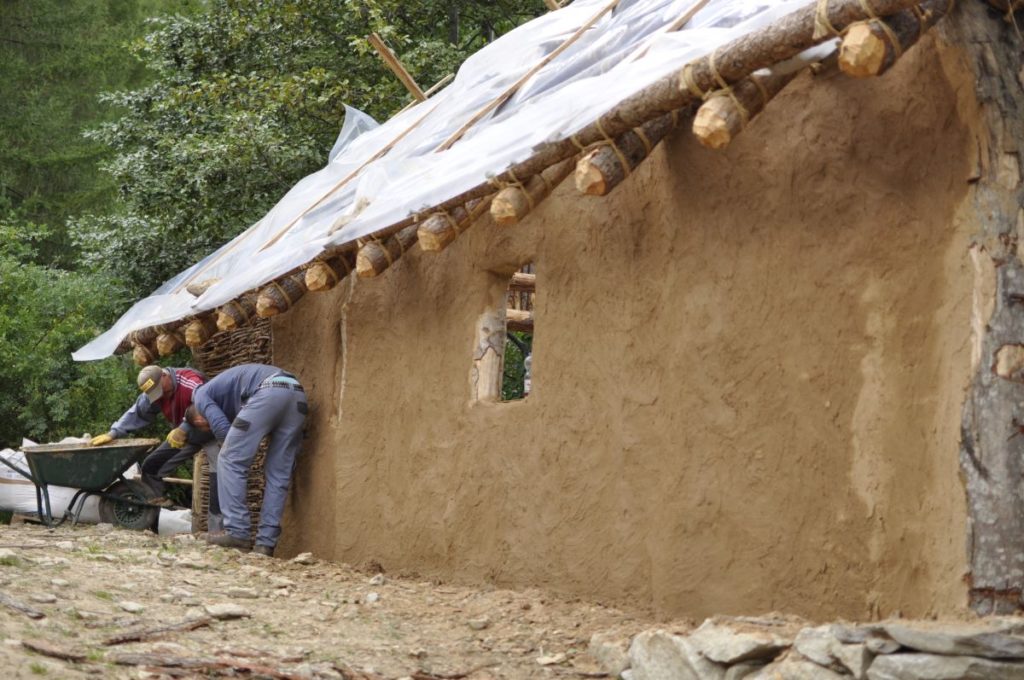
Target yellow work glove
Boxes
[90,433,114,447]
[166,427,187,449]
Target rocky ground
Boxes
[5,522,1024,679]
[0,522,658,679]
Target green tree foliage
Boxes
[76,0,545,296]
[0,0,200,264]
[0,220,138,448]
[0,0,198,446]
[502,332,532,401]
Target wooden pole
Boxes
[305,252,357,292]
[691,70,799,150]
[216,293,258,332]
[256,272,307,318]
[132,342,157,367]
[417,196,494,253]
[368,33,427,102]
[509,272,535,291]
[839,0,950,78]
[155,330,184,357]
[114,337,133,356]
[575,111,682,196]
[491,158,575,226]
[173,0,928,332]
[184,315,218,349]
[506,309,534,333]
[419,0,924,217]
[356,224,420,278]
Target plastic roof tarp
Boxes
[75,0,829,361]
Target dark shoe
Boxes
[206,532,251,552]
[253,544,275,557]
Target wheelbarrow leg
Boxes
[37,484,55,529]
[62,489,89,527]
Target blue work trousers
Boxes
[217,383,307,548]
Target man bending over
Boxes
[183,363,306,556]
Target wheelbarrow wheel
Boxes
[98,480,159,531]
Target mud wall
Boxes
[272,36,977,620]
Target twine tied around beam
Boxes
[270,280,294,309]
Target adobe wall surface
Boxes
[272,36,978,620]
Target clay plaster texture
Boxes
[272,36,976,621]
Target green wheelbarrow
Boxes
[0,438,163,530]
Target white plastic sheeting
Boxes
[75,0,822,361]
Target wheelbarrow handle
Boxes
[0,454,35,484]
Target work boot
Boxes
[253,544,275,558]
[206,532,250,552]
[207,513,224,534]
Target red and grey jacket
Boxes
[109,367,206,437]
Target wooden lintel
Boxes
[509,272,536,291]
[506,308,534,333]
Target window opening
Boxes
[502,263,534,401]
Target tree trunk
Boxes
[949,0,1024,616]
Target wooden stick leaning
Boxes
[417,196,494,253]
[368,33,426,102]
[839,0,951,78]
[305,251,358,292]
[575,110,683,196]
[356,224,420,278]
[491,158,576,226]
[436,0,623,152]
[256,272,307,318]
[692,70,799,150]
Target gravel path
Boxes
[0,523,659,679]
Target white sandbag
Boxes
[158,508,192,535]
[0,448,101,522]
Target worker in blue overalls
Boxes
[182,363,307,557]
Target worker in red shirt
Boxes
[91,366,212,508]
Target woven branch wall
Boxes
[191,319,274,534]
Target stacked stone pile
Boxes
[591,615,1024,679]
